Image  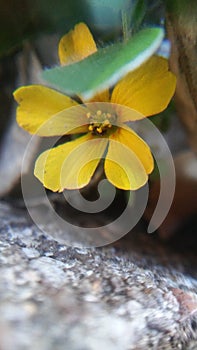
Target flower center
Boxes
[87,110,117,136]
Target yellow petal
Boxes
[111,56,176,117]
[104,127,153,190]
[113,104,145,123]
[58,23,97,66]
[112,125,154,174]
[88,89,110,103]
[34,134,108,192]
[13,85,87,136]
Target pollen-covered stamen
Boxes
[86,109,117,136]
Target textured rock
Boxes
[0,201,197,349]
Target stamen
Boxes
[96,127,103,134]
[86,108,117,136]
[103,119,109,125]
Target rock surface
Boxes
[0,201,197,349]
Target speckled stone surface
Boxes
[0,201,197,350]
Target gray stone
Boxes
[0,201,197,349]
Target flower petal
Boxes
[111,56,176,117]
[58,23,97,66]
[112,126,154,174]
[104,126,153,190]
[34,134,108,191]
[88,89,110,103]
[114,104,145,123]
[13,85,87,136]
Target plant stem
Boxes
[121,9,130,42]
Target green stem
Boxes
[121,9,130,42]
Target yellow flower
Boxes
[14,23,176,192]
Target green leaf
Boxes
[42,27,164,100]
